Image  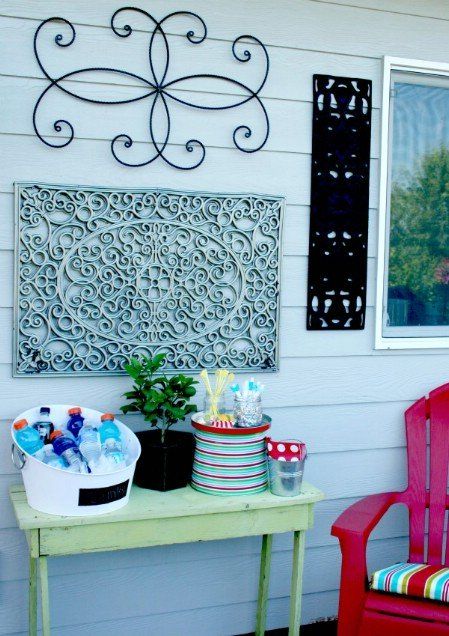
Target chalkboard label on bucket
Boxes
[78,480,129,506]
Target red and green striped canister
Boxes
[190,414,270,496]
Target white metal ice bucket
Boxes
[11,404,141,516]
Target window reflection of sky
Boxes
[392,81,449,183]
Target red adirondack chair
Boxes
[332,383,449,635]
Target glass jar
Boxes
[234,395,263,427]
[203,395,228,424]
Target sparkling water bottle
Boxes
[13,419,44,456]
[50,430,88,473]
[33,407,54,443]
[78,423,101,468]
[66,407,85,439]
[103,438,127,471]
[99,413,122,446]
[40,444,67,469]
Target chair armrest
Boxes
[332,491,399,543]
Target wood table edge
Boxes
[9,483,325,530]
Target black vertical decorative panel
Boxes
[307,75,372,330]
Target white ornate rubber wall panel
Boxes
[14,183,283,376]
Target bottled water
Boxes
[33,407,54,443]
[78,423,101,468]
[14,419,44,456]
[40,444,67,469]
[50,430,88,473]
[99,413,122,446]
[66,407,85,439]
[88,454,111,475]
[103,439,127,471]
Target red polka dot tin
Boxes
[266,438,307,462]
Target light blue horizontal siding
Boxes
[1,0,448,633]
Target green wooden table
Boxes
[10,482,324,636]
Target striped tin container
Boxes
[191,414,270,496]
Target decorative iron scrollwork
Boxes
[15,183,283,376]
[307,75,372,330]
[32,8,270,170]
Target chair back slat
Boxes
[405,396,427,563]
[427,384,449,564]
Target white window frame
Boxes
[375,56,449,350]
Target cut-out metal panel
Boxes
[307,75,372,330]
[14,183,283,376]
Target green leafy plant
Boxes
[121,354,198,443]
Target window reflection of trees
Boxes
[388,147,449,327]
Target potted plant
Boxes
[121,354,198,491]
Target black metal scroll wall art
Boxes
[307,75,372,330]
[32,8,270,170]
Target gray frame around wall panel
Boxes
[14,183,284,376]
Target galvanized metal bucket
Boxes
[268,457,305,497]
[266,438,307,497]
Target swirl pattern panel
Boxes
[14,184,283,376]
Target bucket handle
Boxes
[11,443,26,470]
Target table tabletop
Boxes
[10,482,324,530]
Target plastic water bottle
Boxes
[33,407,54,443]
[50,430,88,473]
[103,438,127,471]
[78,423,101,469]
[40,444,67,470]
[67,407,85,439]
[99,413,122,446]
[88,454,112,475]
[13,419,44,456]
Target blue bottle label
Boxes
[67,415,84,438]
[52,436,77,455]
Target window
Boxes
[376,57,449,349]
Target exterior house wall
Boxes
[0,0,448,633]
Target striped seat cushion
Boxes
[371,563,449,602]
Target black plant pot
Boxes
[134,429,195,492]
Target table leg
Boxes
[29,556,38,636]
[289,530,306,635]
[255,533,273,636]
[39,556,51,636]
